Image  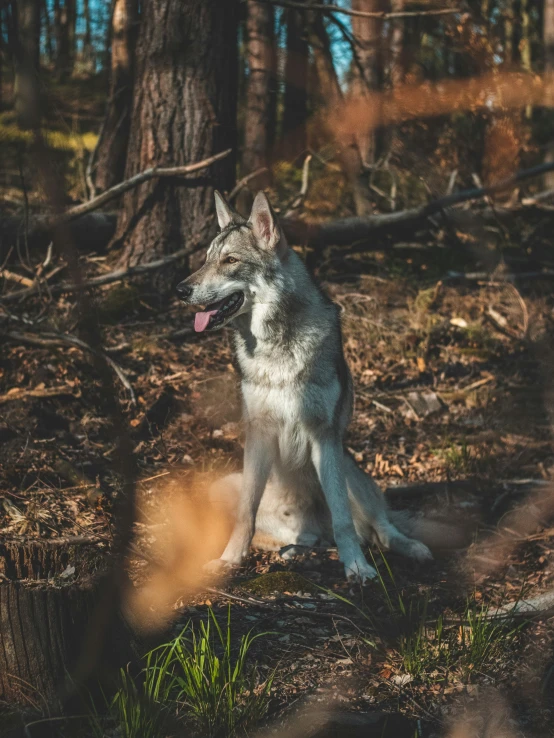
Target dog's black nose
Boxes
[176,282,193,300]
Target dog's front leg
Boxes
[311,435,377,583]
[207,428,276,571]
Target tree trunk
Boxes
[521,0,532,117]
[388,0,405,172]
[350,0,384,169]
[55,0,75,81]
[238,0,275,211]
[42,0,53,66]
[0,9,3,111]
[504,0,514,64]
[0,538,106,709]
[307,10,371,216]
[14,0,41,130]
[82,0,94,72]
[112,0,238,288]
[390,0,405,88]
[281,6,309,162]
[544,0,554,187]
[93,0,138,193]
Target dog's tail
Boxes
[389,509,470,551]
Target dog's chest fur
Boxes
[232,265,349,469]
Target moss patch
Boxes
[241,571,319,596]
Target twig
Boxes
[250,0,461,21]
[227,167,269,202]
[446,169,458,195]
[0,384,77,405]
[5,330,136,403]
[521,188,554,205]
[284,154,313,217]
[487,589,554,620]
[1,247,192,303]
[31,149,232,232]
[0,269,34,287]
[205,586,370,632]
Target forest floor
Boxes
[2,237,554,736]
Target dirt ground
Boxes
[1,243,554,735]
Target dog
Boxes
[177,190,439,582]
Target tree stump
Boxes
[0,538,107,710]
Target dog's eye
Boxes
[225,256,238,264]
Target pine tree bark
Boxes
[281,6,309,162]
[239,0,275,210]
[350,0,384,168]
[0,539,105,709]
[0,10,3,111]
[82,0,93,72]
[55,0,75,81]
[14,0,41,129]
[42,0,53,66]
[93,0,138,192]
[112,0,238,288]
[544,0,554,187]
[390,0,405,88]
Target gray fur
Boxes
[177,191,432,583]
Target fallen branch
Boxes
[28,149,232,233]
[521,187,554,205]
[252,0,461,21]
[284,154,313,218]
[282,159,554,249]
[443,269,554,283]
[1,247,191,303]
[0,384,77,405]
[0,270,34,288]
[488,589,554,620]
[5,330,136,403]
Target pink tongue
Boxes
[194,309,219,332]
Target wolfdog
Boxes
[177,191,440,582]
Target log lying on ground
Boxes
[282,159,554,249]
[3,156,554,303]
[0,150,229,263]
[0,212,117,264]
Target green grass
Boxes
[90,607,273,738]
[161,607,273,737]
[364,551,525,685]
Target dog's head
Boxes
[177,190,288,332]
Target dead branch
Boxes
[521,188,554,205]
[282,159,554,249]
[284,154,313,218]
[487,589,554,620]
[251,0,461,21]
[1,247,190,303]
[227,167,269,202]
[443,269,554,283]
[0,270,34,288]
[0,384,77,405]
[29,149,232,233]
[5,330,136,403]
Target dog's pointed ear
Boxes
[248,191,285,253]
[214,190,240,230]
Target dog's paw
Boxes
[203,558,238,575]
[407,540,433,562]
[344,559,378,584]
